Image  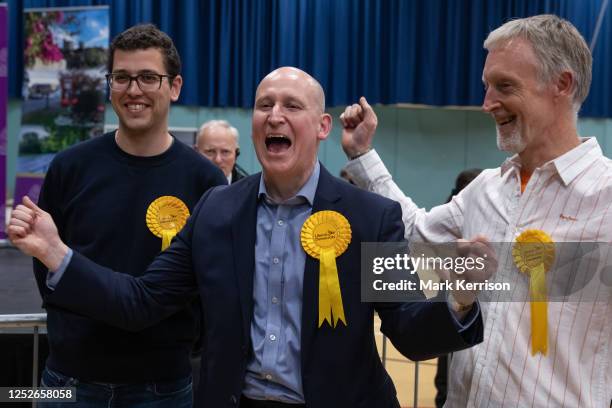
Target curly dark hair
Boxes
[107,24,181,77]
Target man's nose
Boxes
[268,104,285,126]
[126,78,143,95]
[482,88,500,113]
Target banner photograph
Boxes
[14,6,108,205]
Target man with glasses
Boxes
[30,24,225,407]
[195,120,247,184]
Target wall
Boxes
[6,99,612,209]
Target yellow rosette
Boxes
[512,229,555,356]
[301,210,352,328]
[146,196,190,251]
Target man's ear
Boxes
[235,147,240,157]
[317,113,332,141]
[170,75,183,102]
[556,71,574,98]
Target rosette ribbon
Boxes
[146,196,190,250]
[301,210,352,328]
[512,229,555,355]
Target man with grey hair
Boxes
[195,120,247,184]
[341,14,611,407]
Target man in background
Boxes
[195,119,247,183]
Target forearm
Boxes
[46,250,197,331]
[378,299,483,361]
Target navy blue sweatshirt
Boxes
[34,132,226,382]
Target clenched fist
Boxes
[340,96,378,159]
[8,196,68,271]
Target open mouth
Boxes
[265,135,292,153]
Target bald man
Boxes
[195,120,246,184]
[9,67,487,408]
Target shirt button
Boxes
[265,374,272,380]
[269,334,276,341]
[272,296,279,304]
[278,220,284,226]
[273,257,280,264]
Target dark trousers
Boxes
[39,367,193,408]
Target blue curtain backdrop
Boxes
[4,0,612,117]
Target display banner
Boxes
[15,6,109,206]
[0,4,8,239]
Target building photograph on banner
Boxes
[15,6,108,204]
[0,4,7,240]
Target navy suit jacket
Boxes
[48,164,482,408]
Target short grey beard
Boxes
[496,126,526,154]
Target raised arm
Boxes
[340,97,465,242]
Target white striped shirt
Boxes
[345,137,612,408]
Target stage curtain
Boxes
[5,0,611,117]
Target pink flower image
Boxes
[24,12,64,67]
[33,20,44,33]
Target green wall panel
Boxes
[395,108,467,207]
[6,99,612,211]
[578,118,611,156]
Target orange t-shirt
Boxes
[520,169,531,193]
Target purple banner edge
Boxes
[0,5,8,239]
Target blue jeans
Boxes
[39,367,193,408]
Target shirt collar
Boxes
[500,154,521,176]
[552,137,603,185]
[258,161,320,206]
[499,137,603,186]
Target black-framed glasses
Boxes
[105,73,174,92]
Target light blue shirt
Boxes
[242,161,320,403]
